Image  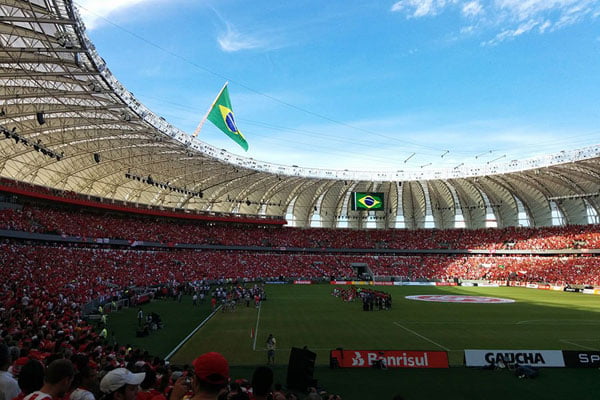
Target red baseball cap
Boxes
[193,352,229,384]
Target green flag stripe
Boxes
[206,85,248,151]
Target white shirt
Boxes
[70,388,95,400]
[23,391,52,400]
[0,371,19,400]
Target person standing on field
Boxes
[266,334,276,365]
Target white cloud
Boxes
[217,24,268,52]
[75,0,159,30]
[538,20,552,32]
[484,19,539,45]
[495,0,585,21]
[390,0,600,44]
[208,6,285,53]
[390,0,455,18]
[462,1,483,17]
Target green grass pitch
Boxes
[107,285,600,399]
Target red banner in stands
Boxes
[293,280,312,285]
[330,349,448,368]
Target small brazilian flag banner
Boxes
[352,192,385,211]
[206,84,248,151]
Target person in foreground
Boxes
[0,344,19,400]
[170,352,229,400]
[23,359,74,400]
[99,368,146,400]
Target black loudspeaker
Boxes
[93,153,100,163]
[286,347,317,392]
[36,112,45,125]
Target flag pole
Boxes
[192,81,229,138]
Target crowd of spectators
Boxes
[0,240,349,400]
[0,243,356,292]
[1,242,598,301]
[368,255,600,285]
[0,344,321,400]
[2,205,600,251]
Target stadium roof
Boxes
[1,0,599,229]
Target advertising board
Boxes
[562,351,600,368]
[330,349,449,368]
[464,350,565,367]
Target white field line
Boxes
[401,321,515,325]
[393,322,451,352]
[252,304,262,351]
[251,346,463,353]
[252,347,332,352]
[516,319,600,325]
[560,339,599,351]
[165,305,222,361]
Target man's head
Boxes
[100,368,145,400]
[18,360,44,395]
[192,352,229,396]
[251,366,273,397]
[45,359,75,397]
[0,344,10,370]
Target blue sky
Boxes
[77,0,600,170]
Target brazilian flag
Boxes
[207,84,248,151]
[353,192,384,211]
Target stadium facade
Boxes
[1,0,599,229]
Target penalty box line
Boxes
[560,339,600,351]
[252,303,261,351]
[393,322,451,352]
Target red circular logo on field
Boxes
[405,295,515,304]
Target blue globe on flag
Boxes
[363,196,376,206]
[225,112,238,133]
